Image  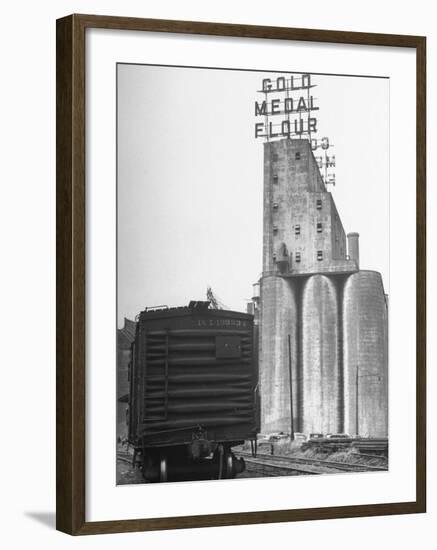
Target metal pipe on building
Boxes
[288,334,294,440]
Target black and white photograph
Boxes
[115,64,389,485]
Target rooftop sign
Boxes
[255,73,336,186]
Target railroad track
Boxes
[117,450,135,465]
[239,451,388,474]
[242,455,320,476]
[117,449,387,478]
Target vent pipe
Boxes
[347,232,360,269]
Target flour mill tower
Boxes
[254,74,388,437]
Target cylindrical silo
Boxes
[343,271,388,437]
[301,275,341,435]
[259,274,298,434]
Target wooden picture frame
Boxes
[56,13,426,535]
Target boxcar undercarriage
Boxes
[135,440,246,483]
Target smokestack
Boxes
[347,232,360,268]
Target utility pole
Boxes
[355,363,359,436]
[288,334,294,440]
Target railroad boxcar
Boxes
[128,301,259,482]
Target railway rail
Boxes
[239,451,388,475]
[117,451,134,465]
[242,455,320,476]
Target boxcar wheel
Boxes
[225,452,234,479]
[160,456,168,482]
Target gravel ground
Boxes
[116,446,145,485]
[237,440,388,473]
[117,458,145,485]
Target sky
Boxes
[117,64,389,326]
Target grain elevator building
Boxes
[259,138,388,437]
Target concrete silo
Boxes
[301,274,342,434]
[259,275,298,434]
[343,271,388,437]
